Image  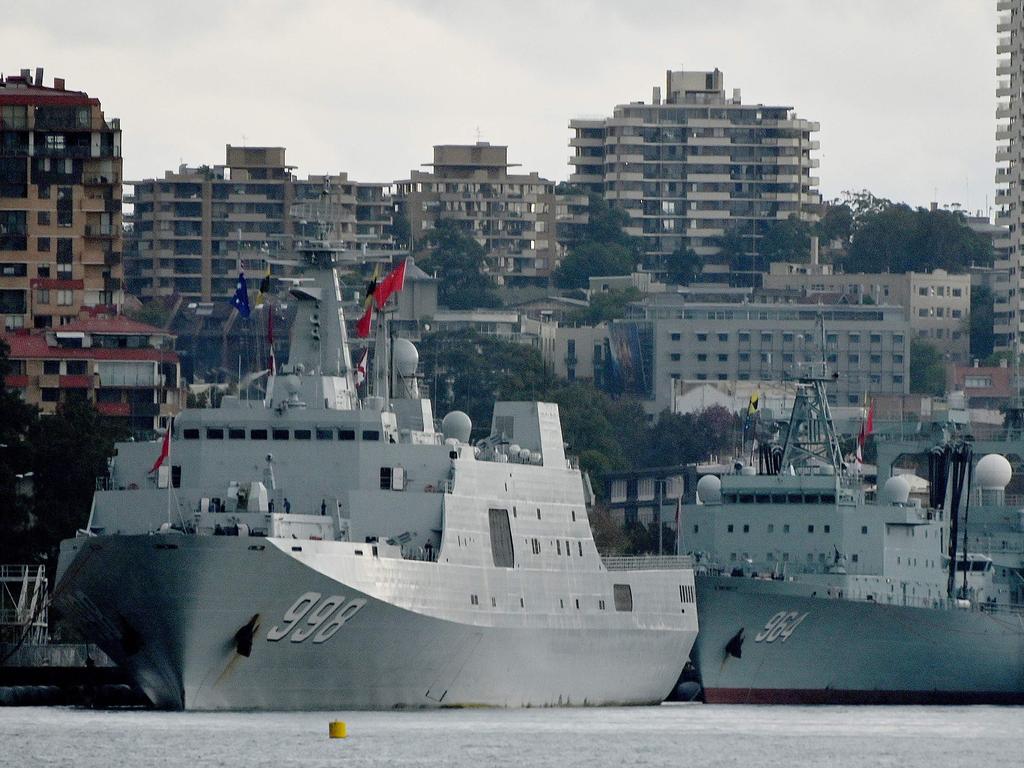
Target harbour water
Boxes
[2,704,1022,767]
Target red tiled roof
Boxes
[1,332,179,363]
[56,316,172,336]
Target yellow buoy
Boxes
[329,721,347,739]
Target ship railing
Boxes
[601,555,694,571]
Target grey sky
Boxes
[1,1,999,215]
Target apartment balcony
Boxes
[571,155,603,166]
[569,136,604,148]
[60,375,94,389]
[85,225,114,238]
[997,38,1012,55]
[5,374,30,388]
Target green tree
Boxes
[661,246,702,285]
[418,220,502,309]
[759,215,814,264]
[27,401,129,568]
[815,201,854,247]
[910,338,947,396]
[969,284,995,360]
[568,288,642,325]
[839,204,992,274]
[0,339,38,564]
[554,196,642,289]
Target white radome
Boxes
[696,474,722,504]
[975,454,1012,491]
[882,475,911,504]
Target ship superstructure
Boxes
[679,358,1024,704]
[53,244,697,710]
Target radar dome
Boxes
[441,410,472,443]
[392,338,419,378]
[883,475,911,504]
[976,454,1012,490]
[696,474,722,504]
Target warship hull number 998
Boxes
[267,592,366,644]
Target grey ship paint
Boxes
[53,245,696,710]
[679,358,1024,704]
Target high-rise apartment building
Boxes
[996,1,1024,355]
[394,143,558,285]
[127,146,397,302]
[569,68,821,283]
[0,69,123,330]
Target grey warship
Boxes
[680,351,1024,704]
[53,246,697,710]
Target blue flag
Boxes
[230,272,250,318]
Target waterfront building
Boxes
[0,69,124,331]
[394,143,558,285]
[569,68,820,283]
[1,315,183,434]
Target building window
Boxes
[35,288,50,305]
[43,360,60,375]
[670,353,681,361]
[56,289,73,306]
[41,388,59,402]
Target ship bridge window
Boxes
[362,430,380,441]
[613,584,633,612]
[755,494,770,504]
[787,494,802,504]
[821,494,835,504]
[339,429,355,441]
[805,495,819,504]
[206,428,224,440]
[272,429,289,441]
[739,494,754,503]
[183,428,199,440]
[771,494,786,504]
[316,428,333,440]
[783,524,790,533]
[808,525,815,533]
[228,428,245,440]
[250,429,267,440]
[294,429,311,440]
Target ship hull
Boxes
[54,536,694,710]
[692,575,1024,705]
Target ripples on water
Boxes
[3,704,1022,767]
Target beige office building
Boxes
[394,143,558,285]
[569,68,820,282]
[0,69,123,330]
[762,263,971,362]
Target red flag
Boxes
[356,305,373,338]
[865,400,874,437]
[149,428,170,474]
[374,259,407,309]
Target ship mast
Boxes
[778,316,845,476]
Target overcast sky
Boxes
[0,1,1001,215]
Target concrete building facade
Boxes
[0,69,124,331]
[997,1,1024,356]
[569,68,820,282]
[762,263,971,362]
[394,143,558,285]
[547,296,911,414]
[127,146,396,302]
